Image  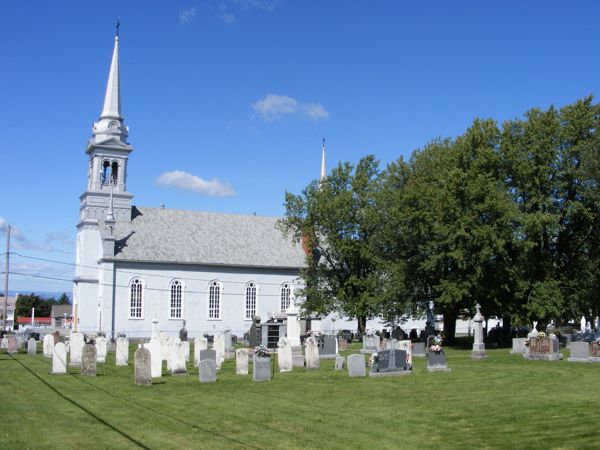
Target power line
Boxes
[9,271,297,297]
[13,252,304,288]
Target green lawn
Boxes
[1,344,598,449]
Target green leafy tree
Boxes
[279,156,382,333]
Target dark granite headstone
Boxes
[426,350,449,371]
[318,336,338,359]
[179,320,188,342]
[81,343,97,376]
[370,349,409,377]
[249,316,262,347]
[134,345,152,386]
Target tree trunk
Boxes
[357,316,367,334]
[501,315,512,346]
[442,305,459,345]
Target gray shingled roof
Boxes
[111,207,306,269]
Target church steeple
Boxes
[78,30,134,227]
[320,137,327,183]
[100,35,122,120]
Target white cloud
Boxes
[156,171,235,197]
[179,7,198,25]
[233,0,281,11]
[0,217,73,254]
[253,94,329,122]
[218,5,236,24]
[302,102,330,120]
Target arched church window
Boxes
[245,282,257,320]
[208,280,221,319]
[280,283,291,312]
[170,280,183,319]
[129,279,143,319]
[111,161,119,184]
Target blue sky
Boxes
[1,0,599,294]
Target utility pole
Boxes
[3,225,11,331]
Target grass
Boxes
[0,343,599,449]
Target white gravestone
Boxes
[194,337,207,367]
[305,336,320,370]
[28,338,37,356]
[213,334,225,370]
[347,354,366,377]
[95,336,108,363]
[182,340,190,363]
[69,332,84,366]
[471,303,487,359]
[144,339,163,378]
[170,342,188,375]
[277,337,293,373]
[52,342,67,374]
[115,337,129,366]
[236,348,249,375]
[43,334,54,358]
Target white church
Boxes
[73,33,311,339]
[72,32,450,340]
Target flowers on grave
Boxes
[429,335,443,353]
[253,345,270,358]
[537,331,546,339]
[369,352,379,370]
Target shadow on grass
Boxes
[10,354,151,450]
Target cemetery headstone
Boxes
[28,338,37,356]
[179,320,188,342]
[182,340,190,362]
[426,336,450,372]
[511,338,527,354]
[43,334,54,358]
[471,303,487,359]
[335,355,345,371]
[170,342,188,375]
[412,342,426,357]
[81,343,97,376]
[95,336,108,363]
[144,339,162,378]
[568,341,590,363]
[116,337,129,366]
[194,336,207,367]
[213,334,225,370]
[0,337,7,349]
[590,341,600,362]
[318,335,338,359]
[224,330,233,357]
[347,354,366,377]
[236,348,249,375]
[69,332,84,366]
[249,316,262,347]
[361,334,379,354]
[397,340,413,369]
[134,344,152,386]
[52,342,67,374]
[338,338,347,351]
[7,336,17,354]
[369,349,411,377]
[524,335,563,361]
[277,337,293,372]
[305,336,320,370]
[199,359,217,383]
[199,349,217,383]
[253,354,272,381]
[52,331,60,345]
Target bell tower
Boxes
[78,31,133,227]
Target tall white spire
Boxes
[100,35,121,119]
[320,137,327,183]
